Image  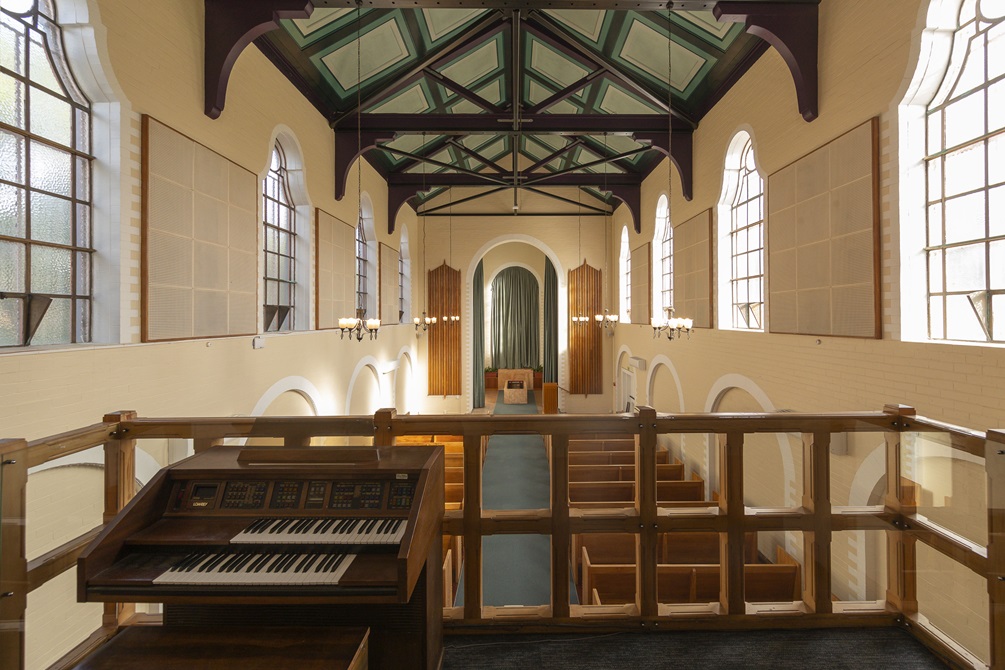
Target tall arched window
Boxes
[652,194,672,318]
[718,132,764,330]
[263,142,296,331]
[920,0,1003,342]
[0,0,92,347]
[398,226,411,323]
[619,226,631,322]
[355,214,367,313]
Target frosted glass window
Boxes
[356,217,367,313]
[926,4,1004,343]
[262,142,296,332]
[619,226,630,322]
[0,0,92,347]
[654,194,672,317]
[729,137,764,330]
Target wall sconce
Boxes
[652,306,693,341]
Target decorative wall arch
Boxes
[345,355,383,415]
[646,354,689,464]
[705,374,795,508]
[463,234,568,413]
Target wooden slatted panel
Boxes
[568,262,602,395]
[428,263,461,396]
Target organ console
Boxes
[78,445,444,670]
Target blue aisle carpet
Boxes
[455,390,577,607]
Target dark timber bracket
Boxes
[204,0,314,119]
[633,128,694,202]
[713,1,820,122]
[334,130,396,201]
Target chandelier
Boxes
[652,306,692,341]
[414,312,436,333]
[339,308,380,341]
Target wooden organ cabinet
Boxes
[78,446,444,670]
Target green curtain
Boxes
[543,258,558,383]
[473,261,485,408]
[491,267,539,369]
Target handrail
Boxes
[0,406,1002,670]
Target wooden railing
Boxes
[1,406,1002,669]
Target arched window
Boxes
[355,214,367,314]
[263,142,296,331]
[718,132,764,330]
[619,226,631,322]
[0,0,92,347]
[398,226,411,323]
[652,194,672,318]
[918,0,1004,342]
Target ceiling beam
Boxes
[308,1,819,9]
[342,113,690,134]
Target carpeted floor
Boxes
[454,390,567,607]
[442,628,947,669]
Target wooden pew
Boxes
[569,451,635,466]
[661,531,758,564]
[582,554,801,605]
[568,462,685,483]
[656,479,704,502]
[569,438,637,452]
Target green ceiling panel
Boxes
[418,8,490,45]
[437,35,504,88]
[595,80,663,115]
[526,35,592,91]
[610,13,716,100]
[673,11,745,50]
[311,12,416,99]
[282,8,368,48]
[367,80,432,114]
[540,10,611,46]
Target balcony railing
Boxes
[1,405,1002,669]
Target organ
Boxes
[77,445,444,670]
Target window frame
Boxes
[262,141,296,332]
[0,0,94,348]
[728,137,764,331]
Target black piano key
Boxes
[201,552,230,572]
[252,553,277,573]
[293,554,313,573]
[316,519,336,533]
[326,553,346,572]
[301,553,320,572]
[297,519,319,534]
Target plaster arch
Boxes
[646,355,689,463]
[345,355,383,415]
[464,234,568,412]
[705,374,796,508]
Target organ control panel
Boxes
[76,445,445,670]
[171,478,419,513]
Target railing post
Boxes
[0,439,29,670]
[462,431,482,620]
[883,404,918,617]
[802,431,832,614]
[374,408,396,445]
[102,411,137,628]
[637,407,658,617]
[551,432,570,618]
[719,431,745,615]
[986,429,1004,670]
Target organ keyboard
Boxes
[78,445,444,670]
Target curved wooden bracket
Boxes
[204,0,314,119]
[713,1,819,122]
[387,185,419,234]
[607,184,641,233]
[633,128,694,202]
[334,129,397,201]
